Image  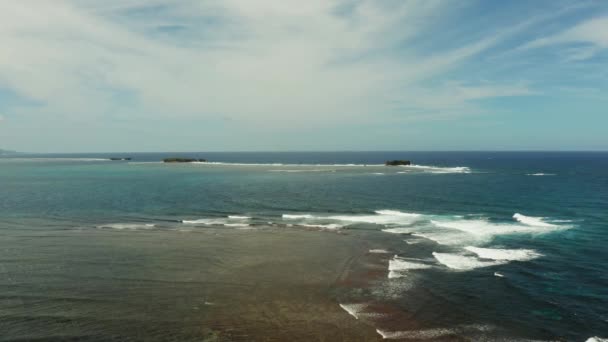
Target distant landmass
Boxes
[0,149,18,155]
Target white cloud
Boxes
[518,17,608,60]
[0,0,537,129]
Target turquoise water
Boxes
[1,152,607,340]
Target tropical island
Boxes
[385,160,411,166]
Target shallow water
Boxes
[1,152,607,341]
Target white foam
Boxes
[377,324,494,340]
[282,214,315,219]
[329,210,422,225]
[228,215,251,219]
[404,239,425,245]
[372,172,385,175]
[369,249,390,254]
[282,210,422,227]
[401,164,472,174]
[431,216,562,239]
[413,231,474,246]
[513,213,557,228]
[587,337,608,342]
[389,256,432,271]
[97,223,155,230]
[181,217,251,228]
[223,223,250,228]
[433,252,506,270]
[494,272,505,278]
[382,227,416,234]
[376,328,454,340]
[526,173,556,176]
[339,303,366,319]
[465,246,542,261]
[388,256,432,278]
[375,210,420,217]
[300,223,343,230]
[181,218,221,224]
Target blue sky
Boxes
[0,0,606,152]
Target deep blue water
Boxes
[1,152,607,341]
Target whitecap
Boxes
[181,217,251,228]
[228,215,251,220]
[282,210,422,227]
[526,173,556,176]
[382,227,416,234]
[388,255,432,278]
[494,272,505,278]
[97,223,155,230]
[181,218,222,224]
[513,213,557,228]
[282,214,315,219]
[223,223,250,228]
[369,249,390,254]
[431,215,563,239]
[300,223,343,230]
[587,337,608,342]
[412,231,475,246]
[401,164,472,174]
[339,303,366,319]
[329,210,422,225]
[376,328,454,340]
[433,252,506,270]
[464,246,542,261]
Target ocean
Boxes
[0,152,606,341]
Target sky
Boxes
[0,0,607,152]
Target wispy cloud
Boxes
[0,1,538,125]
[0,0,605,151]
[517,17,608,60]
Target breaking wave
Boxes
[181,215,251,228]
[513,213,557,228]
[97,223,156,230]
[433,252,506,270]
[464,246,542,261]
[401,164,472,174]
[388,255,432,278]
[587,337,608,342]
[282,210,422,228]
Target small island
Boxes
[163,158,207,163]
[385,160,411,166]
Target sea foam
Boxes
[97,223,156,230]
[464,246,542,261]
[401,165,472,174]
[282,210,422,227]
[433,252,506,270]
[388,255,432,278]
[587,337,608,342]
[513,213,557,228]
